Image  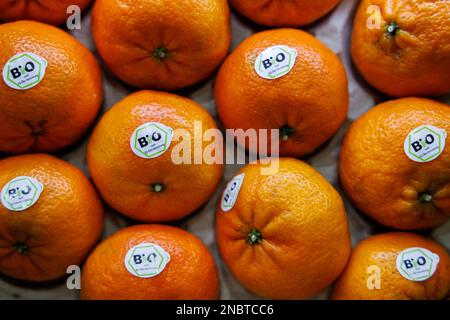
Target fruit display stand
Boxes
[0,0,449,299]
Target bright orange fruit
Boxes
[0,154,104,282]
[81,224,219,300]
[332,232,450,300]
[91,0,231,90]
[230,0,341,27]
[0,0,92,25]
[352,0,450,97]
[216,158,351,299]
[87,90,223,222]
[340,98,450,230]
[215,28,348,158]
[0,21,103,153]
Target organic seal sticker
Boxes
[1,176,44,211]
[221,173,245,212]
[2,52,48,90]
[125,242,171,278]
[396,247,440,282]
[254,45,298,80]
[403,125,447,162]
[130,122,174,159]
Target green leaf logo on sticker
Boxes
[221,173,245,212]
[1,176,44,211]
[396,247,440,282]
[2,52,48,90]
[254,45,298,80]
[403,125,447,162]
[125,242,171,278]
[130,122,174,159]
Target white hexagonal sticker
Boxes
[2,52,48,90]
[125,242,171,278]
[221,173,245,212]
[403,125,447,162]
[396,247,440,282]
[130,122,174,159]
[254,45,298,80]
[1,176,44,211]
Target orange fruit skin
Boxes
[230,0,341,27]
[352,0,450,97]
[332,232,450,300]
[81,224,219,300]
[87,90,224,222]
[215,28,348,158]
[216,158,351,299]
[0,21,103,154]
[0,0,92,25]
[91,0,231,90]
[339,98,450,230]
[0,154,104,282]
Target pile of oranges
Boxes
[0,0,449,300]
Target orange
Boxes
[0,21,103,154]
[352,0,450,97]
[81,224,219,300]
[339,98,450,230]
[87,90,223,222]
[0,0,92,25]
[332,232,450,300]
[215,28,348,158]
[0,154,104,282]
[216,158,351,299]
[230,0,341,27]
[91,0,231,90]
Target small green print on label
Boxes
[1,176,44,211]
[396,247,440,282]
[403,125,447,162]
[2,52,48,90]
[125,242,171,278]
[254,45,298,80]
[130,122,173,159]
[221,173,245,212]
